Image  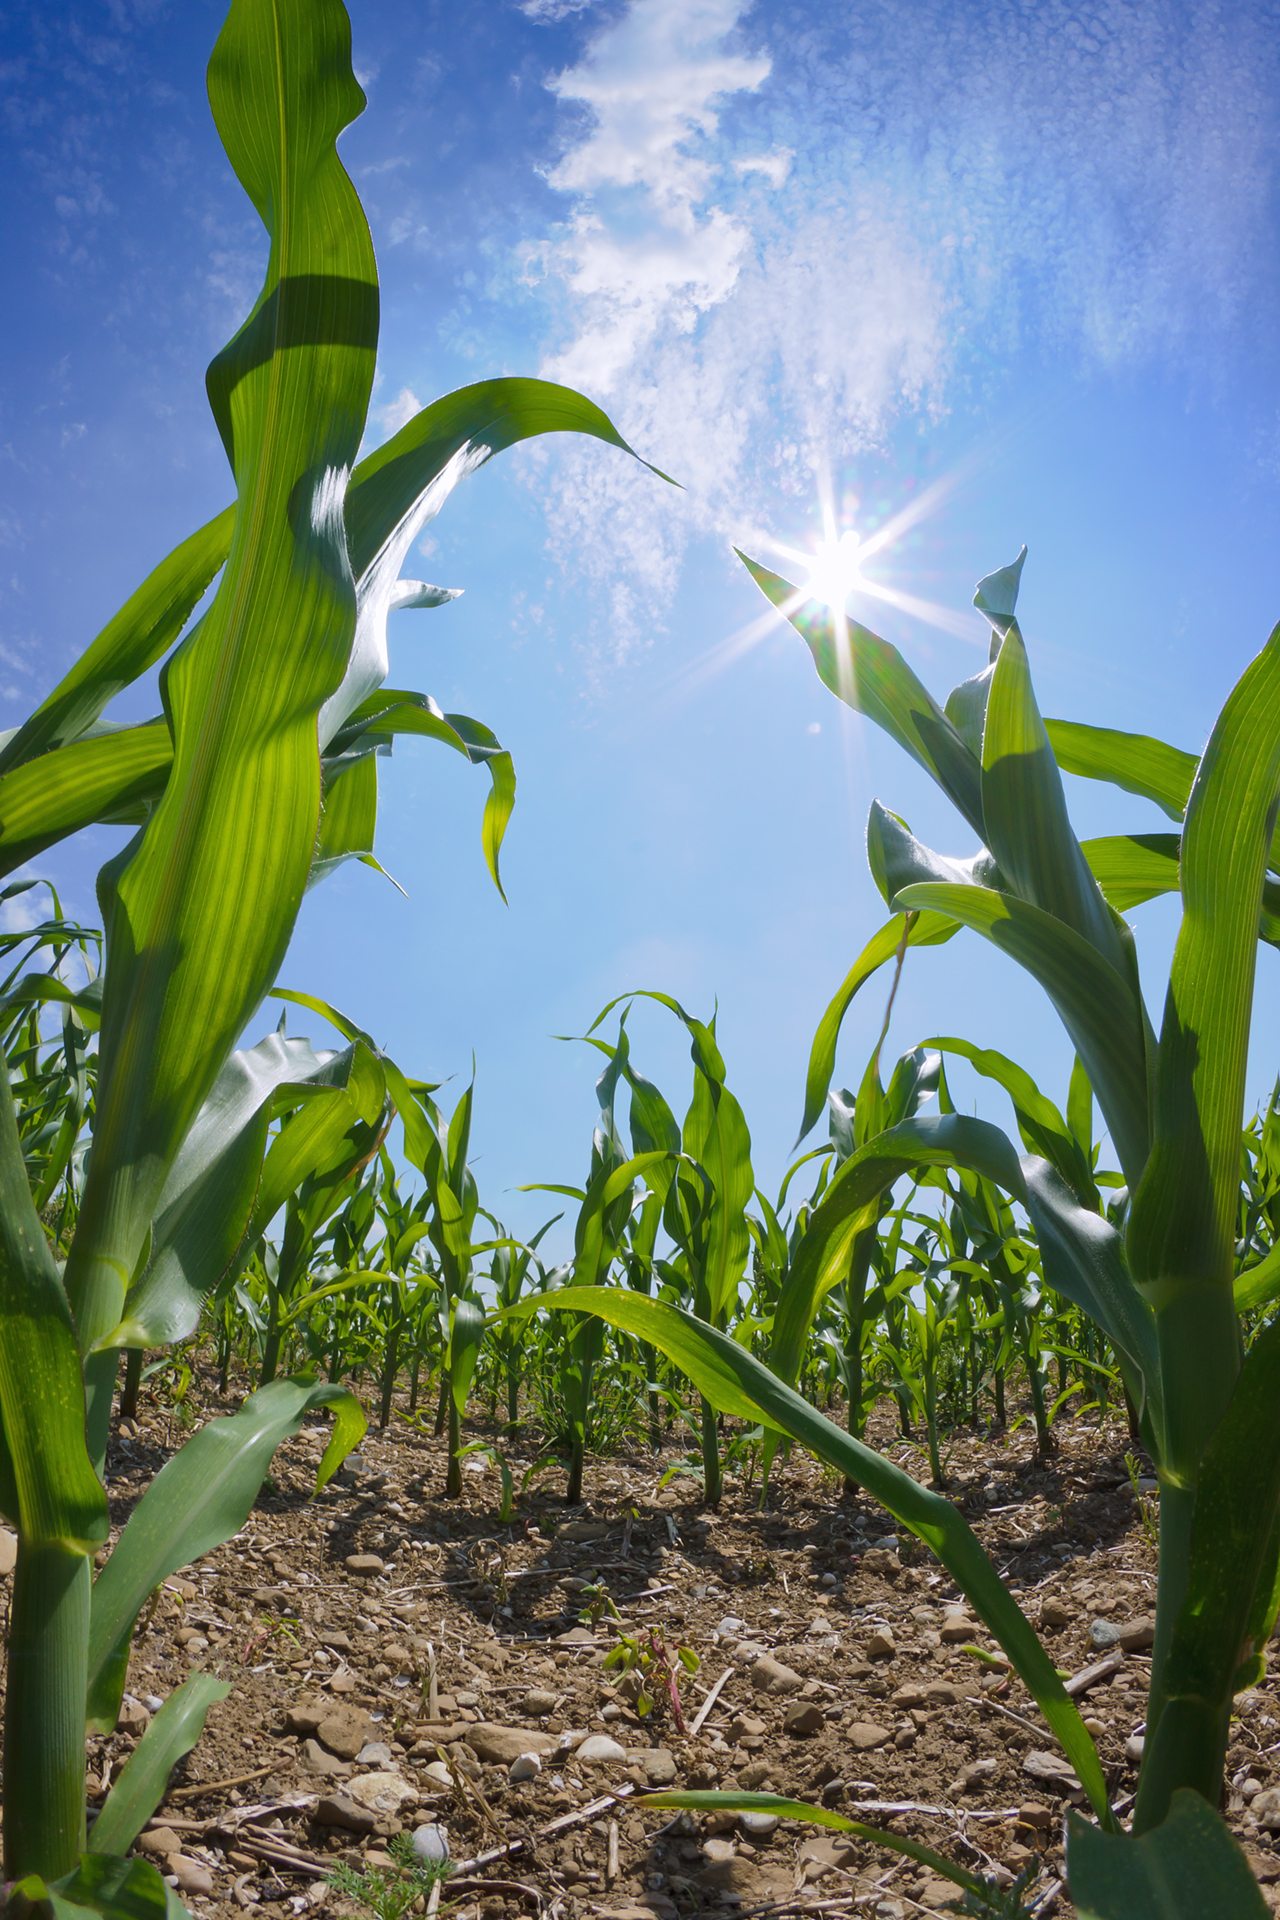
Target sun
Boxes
[800,528,864,612]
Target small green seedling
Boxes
[328,1831,451,1920]
[603,1626,699,1733]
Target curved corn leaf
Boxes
[737,553,984,836]
[0,721,172,881]
[88,1673,230,1856]
[638,1792,986,1899]
[893,873,1152,1189]
[798,909,958,1144]
[7,1854,187,1920]
[64,0,381,1357]
[1129,622,1280,1297]
[921,1034,1096,1204]
[0,512,233,782]
[86,1377,364,1730]
[1067,1790,1268,1919]
[511,1282,1111,1823]
[116,1032,387,1349]
[1046,719,1196,822]
[779,1113,1156,1409]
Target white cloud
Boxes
[374,386,424,438]
[521,0,1280,659]
[520,0,607,19]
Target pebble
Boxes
[739,1811,780,1840]
[411,1822,449,1863]
[866,1628,896,1660]
[1039,1598,1072,1630]
[315,1794,376,1835]
[0,1529,15,1578]
[466,1724,557,1765]
[166,1854,214,1897]
[509,1752,542,1783]
[344,1553,386,1578]
[783,1702,825,1737]
[315,1705,375,1760]
[577,1733,628,1764]
[1023,1750,1080,1789]
[300,1737,348,1777]
[1089,1614,1156,1652]
[521,1689,559,1717]
[346,1769,418,1814]
[355,1741,395,1767]
[137,1827,183,1856]
[1253,1790,1280,1833]
[750,1654,803,1696]
[420,1760,453,1789]
[848,1722,892,1751]
[631,1747,678,1786]
[940,1612,975,1644]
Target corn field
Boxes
[1,4,1278,1919]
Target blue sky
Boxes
[3,0,1280,1252]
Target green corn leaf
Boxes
[1046,719,1197,822]
[1234,1240,1280,1314]
[1082,833,1280,945]
[512,1281,1111,1823]
[1067,1789,1268,1919]
[798,910,958,1144]
[116,1031,385,1348]
[922,1034,1096,1204]
[449,1296,486,1417]
[893,874,1152,1189]
[1128,622,1280,1296]
[88,1674,230,1856]
[778,1113,1156,1414]
[7,1854,188,1920]
[64,0,381,1357]
[86,1377,364,1730]
[638,1792,986,1899]
[983,624,1128,972]
[0,513,233,782]
[0,721,172,881]
[738,553,985,835]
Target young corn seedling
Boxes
[520,544,1280,1915]
[0,0,651,1901]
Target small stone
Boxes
[632,1748,677,1786]
[508,1752,542,1783]
[315,1794,376,1835]
[739,1811,779,1840]
[301,1737,349,1777]
[285,1700,327,1736]
[940,1612,975,1644]
[344,1553,385,1578]
[116,1696,151,1736]
[321,1629,354,1653]
[1015,1805,1054,1832]
[0,1528,16,1578]
[577,1733,627,1764]
[466,1724,557,1766]
[166,1855,214,1897]
[1039,1598,1072,1631]
[1089,1614,1155,1652]
[866,1628,896,1660]
[751,1654,803,1696]
[1023,1750,1080,1790]
[137,1828,182,1857]
[848,1722,891,1751]
[737,1760,772,1788]
[316,1705,375,1761]
[411,1823,450,1864]
[520,1689,559,1717]
[420,1760,453,1789]
[1125,1732,1146,1765]
[346,1769,417,1815]
[355,1741,395,1767]
[783,1702,825,1737]
[860,1548,901,1579]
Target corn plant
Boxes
[0,0,647,1899]
[519,543,1280,1913]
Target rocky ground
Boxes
[4,1373,1280,1920]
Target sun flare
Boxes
[800,529,864,612]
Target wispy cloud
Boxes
[521,0,1280,655]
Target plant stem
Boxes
[4,1538,90,1879]
[700,1394,722,1509]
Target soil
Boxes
[6,1376,1280,1920]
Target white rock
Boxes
[508,1751,542,1783]
[411,1823,449,1864]
[576,1734,627,1764]
[345,1769,417,1814]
